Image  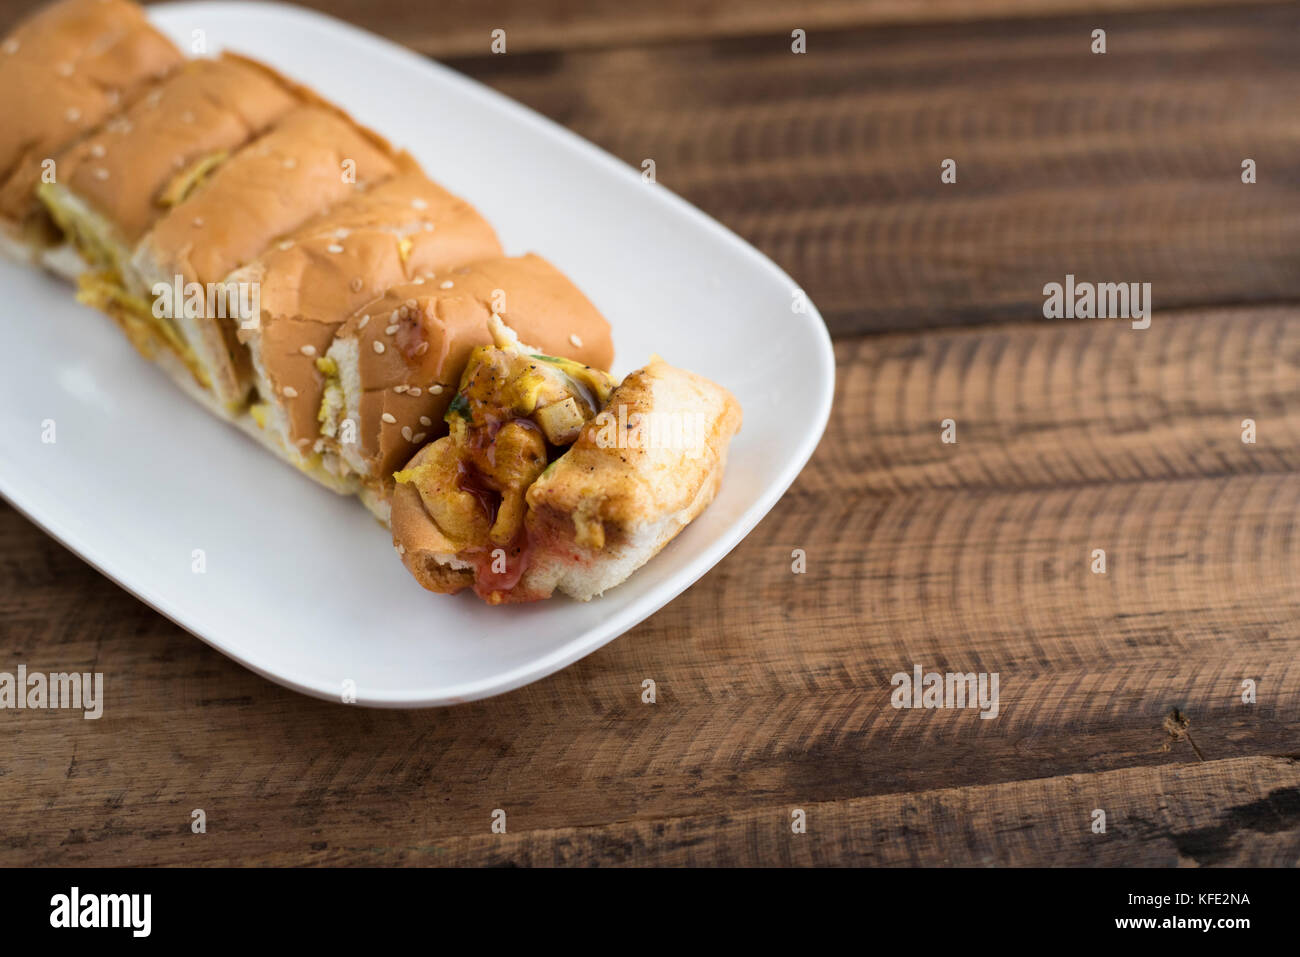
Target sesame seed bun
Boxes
[0,0,181,251]
[39,54,303,278]
[131,105,405,409]
[230,167,502,481]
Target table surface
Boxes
[3,0,1299,866]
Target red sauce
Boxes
[469,529,533,602]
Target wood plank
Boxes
[461,3,1300,334]
[26,0,1293,56]
[811,303,1300,494]
[341,756,1300,866]
[3,304,1299,865]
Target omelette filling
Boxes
[76,271,209,387]
[38,155,229,391]
[394,321,615,601]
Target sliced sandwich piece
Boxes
[320,254,615,520]
[39,53,304,284]
[0,0,181,273]
[390,320,741,603]
[127,105,404,410]
[228,166,501,491]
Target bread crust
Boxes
[41,54,302,270]
[231,168,501,466]
[131,105,404,407]
[0,0,182,239]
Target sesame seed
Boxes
[393,385,409,394]
[439,280,454,289]
[401,426,413,442]
[413,433,427,444]
[404,299,417,309]
[394,543,405,557]
[89,143,105,158]
[192,217,204,227]
[300,345,316,356]
[413,342,429,356]
[278,240,294,250]
[283,157,296,169]
[358,315,370,329]
[327,243,344,254]
[65,107,81,123]
[381,412,397,424]
[410,197,428,210]
[419,416,432,427]
[105,89,119,106]
[412,276,425,285]
[408,386,422,397]
[349,278,363,292]
[334,227,350,239]
[56,62,73,77]
[372,340,385,354]
[422,223,434,232]
[390,309,401,324]
[385,324,399,335]
[93,168,108,181]
[3,39,19,55]
[569,333,583,348]
[282,386,298,398]
[430,384,444,395]
[180,110,195,123]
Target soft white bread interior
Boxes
[519,358,742,601]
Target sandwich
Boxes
[227,164,502,490]
[39,53,305,284]
[0,0,181,274]
[318,254,615,521]
[389,317,742,603]
[120,105,404,410]
[5,0,744,608]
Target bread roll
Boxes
[0,0,181,269]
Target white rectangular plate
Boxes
[0,1,834,706]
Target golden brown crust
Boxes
[138,105,402,286]
[132,105,404,406]
[0,0,182,232]
[525,357,742,536]
[49,53,302,247]
[237,168,502,451]
[389,444,474,594]
[332,253,615,487]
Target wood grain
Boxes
[2,0,1299,866]
[0,0,1290,56]
[464,3,1300,335]
[4,304,1299,865]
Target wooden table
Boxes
[2,0,1299,866]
